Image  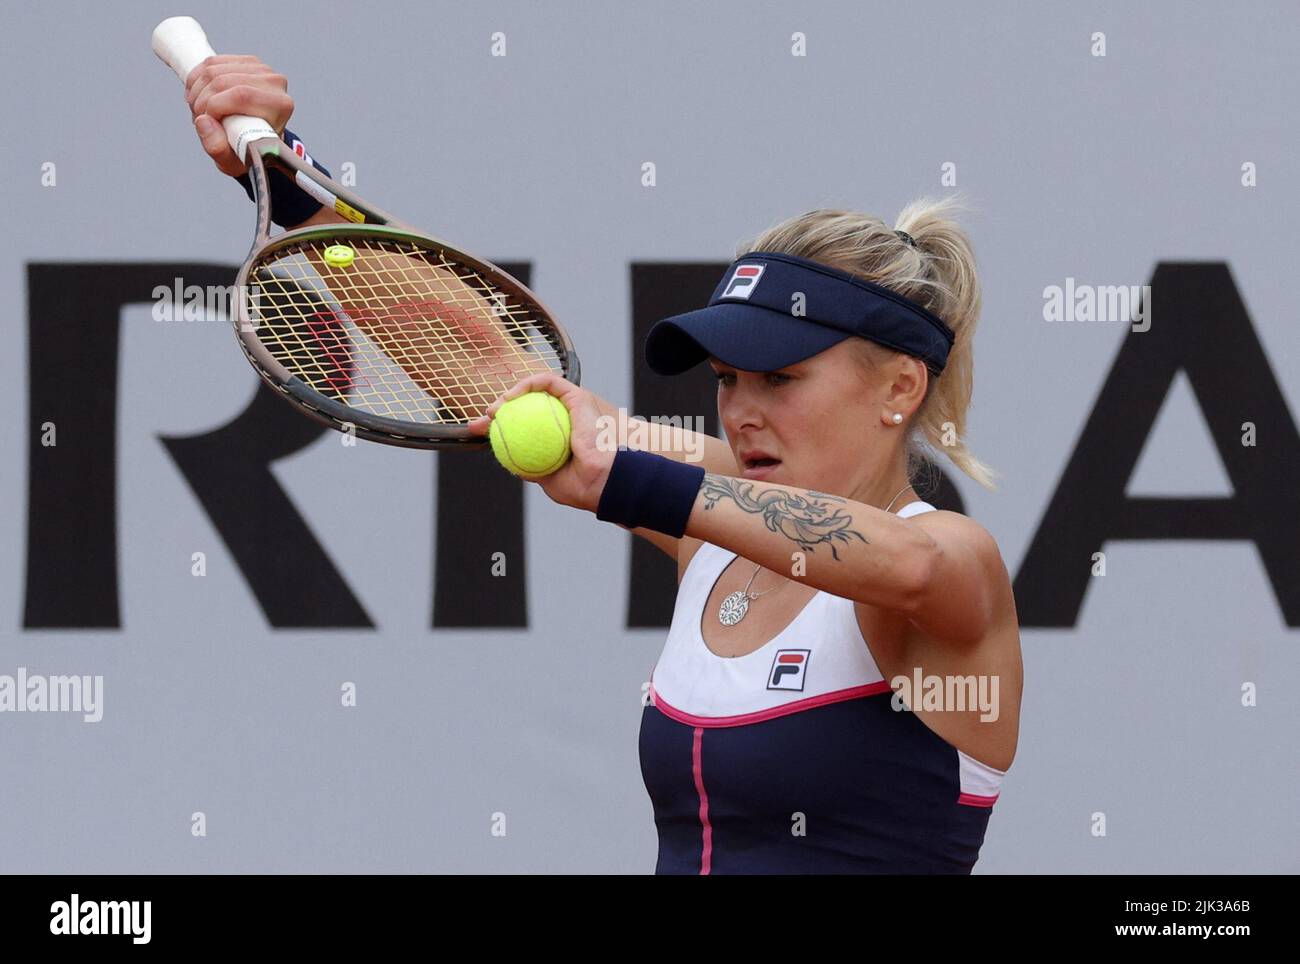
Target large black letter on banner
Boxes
[25,262,535,630]
[25,262,372,628]
[627,264,725,628]
[431,261,535,628]
[1014,263,1300,627]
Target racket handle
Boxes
[152,16,277,162]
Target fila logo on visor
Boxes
[767,649,810,691]
[721,263,765,300]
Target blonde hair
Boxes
[738,195,999,492]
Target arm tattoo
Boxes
[698,474,868,561]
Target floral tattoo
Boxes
[699,474,868,561]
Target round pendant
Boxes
[718,590,750,626]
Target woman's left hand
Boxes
[467,373,616,514]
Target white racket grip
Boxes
[152,16,277,162]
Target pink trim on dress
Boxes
[691,728,712,874]
[650,681,893,728]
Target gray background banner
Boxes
[1,0,1296,872]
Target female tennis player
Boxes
[470,205,1023,875]
[187,58,1021,874]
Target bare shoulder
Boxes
[894,509,1016,648]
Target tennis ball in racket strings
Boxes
[489,392,572,479]
[322,244,356,268]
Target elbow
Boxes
[899,529,939,617]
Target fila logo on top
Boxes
[767,649,810,691]
[721,263,765,300]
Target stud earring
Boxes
[891,413,903,424]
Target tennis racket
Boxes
[152,16,580,450]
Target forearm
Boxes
[600,400,737,476]
[287,205,350,229]
[681,473,934,611]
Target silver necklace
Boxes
[717,483,915,627]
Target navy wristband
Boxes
[595,448,705,538]
[235,127,332,229]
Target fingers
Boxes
[184,56,276,108]
[487,374,576,417]
[188,67,288,119]
[183,57,294,176]
[465,373,578,434]
[199,85,294,133]
[194,114,245,177]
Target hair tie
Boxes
[894,229,918,248]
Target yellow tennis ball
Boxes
[489,391,572,479]
[322,244,355,268]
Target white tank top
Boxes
[647,499,1006,803]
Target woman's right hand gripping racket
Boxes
[152,16,580,450]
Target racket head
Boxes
[236,143,580,450]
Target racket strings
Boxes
[245,236,566,425]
